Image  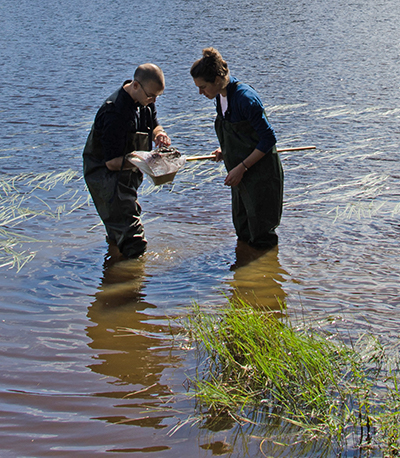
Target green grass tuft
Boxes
[182,299,400,455]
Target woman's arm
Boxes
[224,148,265,187]
[223,86,276,186]
[105,156,136,171]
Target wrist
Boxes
[241,161,249,172]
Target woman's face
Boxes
[193,77,221,99]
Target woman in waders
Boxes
[190,48,283,251]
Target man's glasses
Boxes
[135,80,160,100]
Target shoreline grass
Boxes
[182,299,400,456]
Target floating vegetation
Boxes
[0,169,88,271]
[283,167,399,223]
[328,200,388,222]
[181,299,400,456]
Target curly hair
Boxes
[190,47,229,83]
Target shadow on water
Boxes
[230,241,288,310]
[85,243,180,436]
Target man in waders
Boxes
[83,63,170,258]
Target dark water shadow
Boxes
[230,241,288,310]
[85,241,182,429]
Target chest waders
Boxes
[215,115,284,249]
[83,128,149,258]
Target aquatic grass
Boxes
[0,169,86,270]
[0,234,38,271]
[182,299,400,455]
[328,199,389,222]
[283,166,399,222]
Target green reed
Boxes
[0,169,86,271]
[182,299,400,456]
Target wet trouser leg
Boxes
[108,175,147,258]
[85,168,147,258]
[231,189,279,249]
[232,169,282,249]
[231,187,251,243]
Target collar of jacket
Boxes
[217,75,240,119]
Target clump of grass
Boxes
[183,299,400,455]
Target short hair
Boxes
[134,63,165,87]
[190,47,229,83]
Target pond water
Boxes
[1,0,399,456]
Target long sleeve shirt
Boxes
[216,75,276,154]
[94,81,158,162]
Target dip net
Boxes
[126,147,186,185]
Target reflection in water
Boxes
[200,440,234,455]
[230,242,287,310]
[85,242,179,430]
[84,240,291,453]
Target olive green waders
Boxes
[83,130,149,258]
[215,115,284,248]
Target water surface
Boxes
[0,0,399,456]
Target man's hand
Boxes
[154,130,171,147]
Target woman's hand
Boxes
[224,163,246,187]
[223,149,266,186]
[211,148,223,162]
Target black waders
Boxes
[83,127,150,259]
[215,115,284,249]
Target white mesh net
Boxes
[126,147,186,185]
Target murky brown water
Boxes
[1,0,399,456]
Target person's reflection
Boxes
[195,242,289,447]
[230,241,287,310]
[86,242,178,428]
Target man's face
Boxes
[135,80,164,105]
